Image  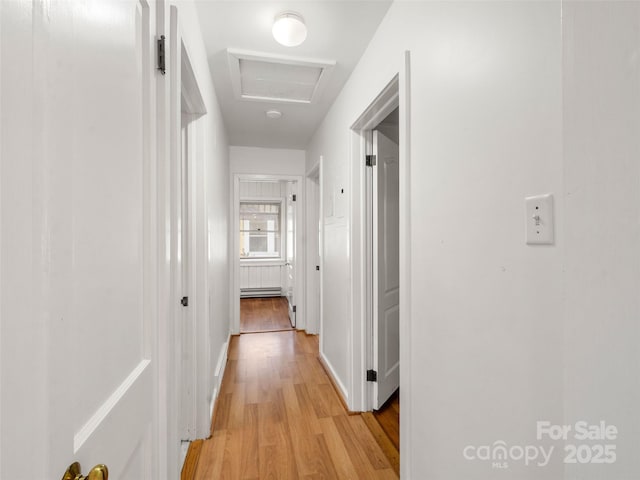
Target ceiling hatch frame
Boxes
[227,48,336,105]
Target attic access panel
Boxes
[227,49,335,104]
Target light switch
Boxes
[525,193,554,245]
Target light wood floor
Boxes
[374,390,399,451]
[240,297,293,333]
[192,331,399,479]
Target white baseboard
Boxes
[209,335,230,423]
[319,352,349,406]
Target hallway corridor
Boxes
[191,331,398,479]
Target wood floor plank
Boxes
[240,297,293,333]
[228,383,246,429]
[213,392,232,432]
[348,414,393,470]
[319,416,361,479]
[286,414,318,477]
[306,382,333,419]
[220,428,243,479]
[317,383,347,417]
[293,383,323,435]
[240,403,259,479]
[361,412,400,475]
[193,431,227,479]
[259,422,298,479]
[332,414,381,478]
[311,433,341,479]
[373,390,400,450]
[275,421,300,478]
[257,401,278,447]
[245,378,260,404]
[376,468,402,479]
[281,382,302,417]
[181,439,203,480]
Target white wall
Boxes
[307,1,640,479]
[562,3,640,479]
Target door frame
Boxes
[353,79,399,412]
[231,173,304,334]
[305,160,322,335]
[158,4,209,477]
[349,52,412,478]
[179,68,207,446]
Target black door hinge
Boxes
[366,155,376,167]
[157,35,166,75]
[180,296,188,307]
[292,305,297,313]
[292,194,297,202]
[366,369,377,382]
[316,265,320,271]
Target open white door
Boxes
[1,1,158,479]
[285,182,297,328]
[373,130,400,409]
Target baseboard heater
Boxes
[240,287,282,298]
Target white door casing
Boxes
[1,1,158,479]
[179,113,194,441]
[231,174,304,334]
[158,3,210,476]
[373,130,400,409]
[168,4,211,470]
[305,166,321,335]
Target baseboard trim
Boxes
[317,353,358,415]
[209,335,230,431]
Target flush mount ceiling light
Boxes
[266,109,282,119]
[272,11,307,47]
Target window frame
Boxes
[239,197,286,264]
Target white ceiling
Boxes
[194,1,393,149]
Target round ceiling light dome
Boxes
[272,11,307,47]
[266,109,282,119]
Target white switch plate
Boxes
[525,193,554,245]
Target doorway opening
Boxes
[232,175,304,335]
[352,76,400,412]
[350,64,410,475]
[368,107,400,410]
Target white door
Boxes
[286,183,297,327]
[1,1,157,479]
[373,130,401,409]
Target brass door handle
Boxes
[62,462,109,480]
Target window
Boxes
[239,201,282,259]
